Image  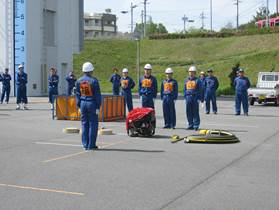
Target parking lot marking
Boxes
[42,140,130,163]
[0,183,84,196]
[43,151,88,163]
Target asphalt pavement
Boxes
[0,97,278,210]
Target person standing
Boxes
[139,64,158,109]
[16,65,28,110]
[48,68,59,110]
[199,71,206,106]
[184,66,202,131]
[66,71,77,96]
[110,67,121,96]
[234,68,251,116]
[161,68,178,129]
[204,68,219,114]
[120,68,135,112]
[76,62,101,150]
[0,68,12,104]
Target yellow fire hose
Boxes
[171,130,240,144]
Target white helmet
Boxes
[165,68,173,74]
[144,64,152,70]
[188,66,197,72]
[82,62,94,73]
[122,68,129,73]
[18,64,24,69]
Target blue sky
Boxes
[84,0,278,32]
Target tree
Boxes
[134,21,168,37]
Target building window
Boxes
[44,10,56,46]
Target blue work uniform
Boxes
[204,76,219,113]
[66,75,77,96]
[16,72,28,104]
[48,74,59,104]
[234,76,251,115]
[1,73,12,103]
[139,75,158,109]
[184,77,202,130]
[161,79,178,128]
[110,73,121,96]
[200,77,206,103]
[120,76,135,112]
[76,75,101,150]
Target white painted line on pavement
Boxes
[0,183,84,196]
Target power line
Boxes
[210,0,213,31]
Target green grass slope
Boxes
[74,34,279,94]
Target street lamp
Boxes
[182,15,194,33]
[134,37,141,84]
[121,2,138,34]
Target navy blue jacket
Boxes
[1,73,11,87]
[184,77,203,100]
[48,74,59,89]
[234,76,251,93]
[16,72,28,87]
[160,79,178,100]
[120,76,135,95]
[139,75,158,98]
[76,75,102,109]
[66,75,77,89]
[205,76,219,92]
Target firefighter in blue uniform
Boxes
[66,71,77,96]
[16,65,28,110]
[161,68,178,129]
[120,68,135,112]
[76,62,101,150]
[184,66,203,131]
[199,71,206,106]
[234,68,250,116]
[0,68,12,104]
[139,64,158,108]
[204,68,219,114]
[110,67,121,96]
[48,68,59,110]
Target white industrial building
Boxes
[0,0,84,96]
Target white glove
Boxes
[96,109,100,115]
[201,102,205,108]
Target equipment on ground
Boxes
[171,130,239,144]
[126,108,156,137]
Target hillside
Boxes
[73,34,279,94]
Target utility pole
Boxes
[265,0,269,27]
[200,12,206,29]
[143,0,148,38]
[233,0,241,30]
[210,0,213,31]
[277,0,278,14]
[141,10,144,38]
